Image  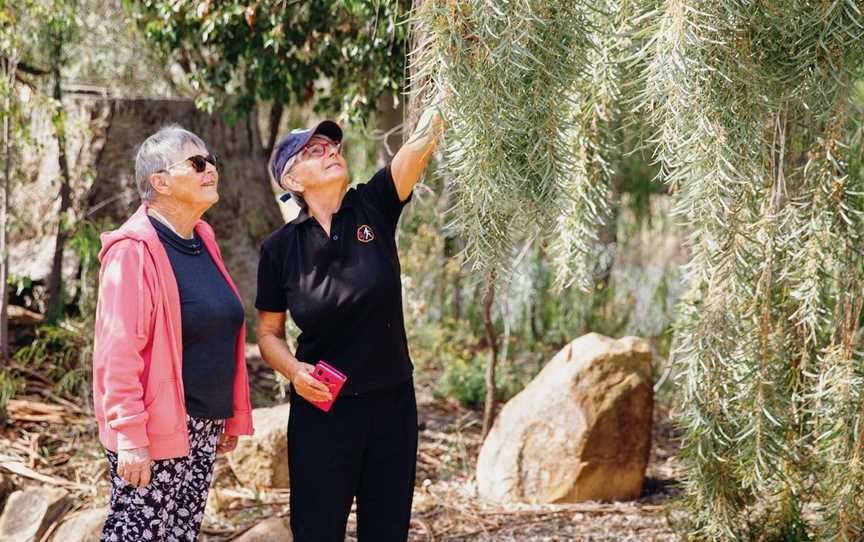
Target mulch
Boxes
[0,369,683,541]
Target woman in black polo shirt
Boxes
[255,109,444,542]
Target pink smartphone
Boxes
[309,360,347,412]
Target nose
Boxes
[205,162,219,181]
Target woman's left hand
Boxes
[216,433,238,455]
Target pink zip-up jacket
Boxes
[92,204,254,460]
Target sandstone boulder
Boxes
[0,487,70,542]
[49,507,108,542]
[227,403,291,488]
[234,516,293,541]
[477,333,653,503]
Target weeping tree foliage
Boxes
[418,0,864,537]
[414,0,623,289]
[548,1,638,290]
[413,0,647,290]
[637,1,864,539]
[411,0,639,440]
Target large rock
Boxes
[234,516,293,541]
[49,507,108,542]
[477,333,653,503]
[0,487,71,542]
[227,403,291,488]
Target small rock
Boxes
[227,403,291,488]
[206,487,228,515]
[49,507,108,542]
[234,516,293,541]
[0,487,70,542]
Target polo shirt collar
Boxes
[288,188,356,226]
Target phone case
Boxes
[309,360,347,412]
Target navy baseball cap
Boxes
[269,120,343,202]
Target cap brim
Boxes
[312,120,343,142]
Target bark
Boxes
[45,32,72,322]
[529,244,544,343]
[264,101,284,159]
[451,268,462,321]
[444,235,462,320]
[595,195,618,291]
[0,58,16,363]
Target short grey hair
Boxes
[135,125,209,201]
[267,149,307,209]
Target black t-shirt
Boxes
[150,217,244,418]
[255,166,413,395]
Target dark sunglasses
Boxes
[162,154,219,174]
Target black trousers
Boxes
[288,379,418,542]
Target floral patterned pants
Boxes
[101,416,224,542]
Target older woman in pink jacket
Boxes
[92,125,253,542]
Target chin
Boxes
[198,193,219,208]
[326,169,349,186]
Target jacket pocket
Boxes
[144,379,182,436]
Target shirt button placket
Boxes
[329,215,338,242]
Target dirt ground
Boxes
[0,358,682,542]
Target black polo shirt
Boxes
[255,165,413,395]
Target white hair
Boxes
[134,124,208,201]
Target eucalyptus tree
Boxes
[0,0,78,325]
[127,0,412,156]
[43,0,78,323]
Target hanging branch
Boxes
[637,1,864,539]
[415,0,594,276]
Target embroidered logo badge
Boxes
[357,224,375,243]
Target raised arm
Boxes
[391,106,446,202]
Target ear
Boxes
[282,173,304,195]
[150,172,172,197]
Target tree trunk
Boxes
[0,58,16,362]
[443,235,462,320]
[529,244,544,343]
[45,32,71,322]
[481,272,498,440]
[83,99,283,328]
[263,100,283,159]
[595,194,619,291]
[451,268,462,321]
